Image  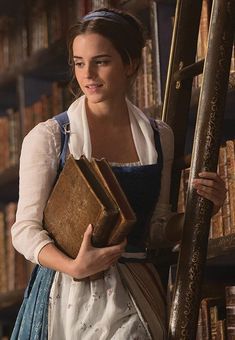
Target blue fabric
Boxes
[11,266,55,340]
[53,111,70,172]
[112,163,162,249]
[11,112,163,339]
[83,11,131,27]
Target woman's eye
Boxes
[74,61,84,67]
[96,60,109,66]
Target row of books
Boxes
[0,82,73,173]
[167,265,235,339]
[0,0,93,73]
[177,139,235,239]
[1,0,144,74]
[129,39,161,115]
[196,286,235,339]
[195,0,235,88]
[0,202,33,293]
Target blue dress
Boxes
[11,118,165,340]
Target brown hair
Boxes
[67,8,146,96]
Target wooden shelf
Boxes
[0,39,70,90]
[207,233,235,267]
[0,165,19,202]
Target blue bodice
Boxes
[112,119,163,250]
[112,162,162,249]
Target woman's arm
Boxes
[11,120,60,263]
[12,119,125,278]
[38,225,126,279]
[149,121,226,247]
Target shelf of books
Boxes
[168,264,235,339]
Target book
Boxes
[216,319,226,339]
[43,155,136,259]
[226,140,235,234]
[200,297,224,340]
[91,158,136,245]
[225,286,235,339]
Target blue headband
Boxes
[83,11,131,28]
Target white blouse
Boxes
[11,96,174,264]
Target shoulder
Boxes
[24,118,60,142]
[22,118,61,157]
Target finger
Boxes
[196,187,224,206]
[193,179,227,198]
[193,178,225,193]
[101,240,127,254]
[198,172,219,179]
[80,224,93,249]
[99,246,124,259]
[198,172,226,186]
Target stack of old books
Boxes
[43,155,136,259]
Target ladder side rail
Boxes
[161,0,203,211]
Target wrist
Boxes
[68,257,90,280]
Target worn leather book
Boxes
[43,155,136,259]
[91,158,136,244]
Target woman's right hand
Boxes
[71,224,126,280]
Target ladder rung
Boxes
[174,59,205,81]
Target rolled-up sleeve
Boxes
[11,119,61,264]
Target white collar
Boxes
[67,95,157,165]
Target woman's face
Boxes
[72,33,132,104]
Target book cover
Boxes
[43,155,135,259]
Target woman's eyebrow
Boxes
[73,54,112,59]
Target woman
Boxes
[11,8,226,340]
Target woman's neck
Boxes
[85,96,129,126]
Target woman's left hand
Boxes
[192,171,226,216]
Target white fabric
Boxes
[11,96,174,339]
[48,266,152,340]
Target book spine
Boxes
[92,208,119,247]
[226,140,235,234]
[108,218,135,245]
[215,319,226,340]
[219,146,231,235]
[226,286,235,339]
[201,298,212,340]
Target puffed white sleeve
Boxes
[11,119,61,264]
[148,120,176,248]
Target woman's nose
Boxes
[84,63,95,78]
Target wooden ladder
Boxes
[161,0,235,339]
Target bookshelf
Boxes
[0,1,168,337]
[0,0,234,338]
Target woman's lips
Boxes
[85,84,103,93]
